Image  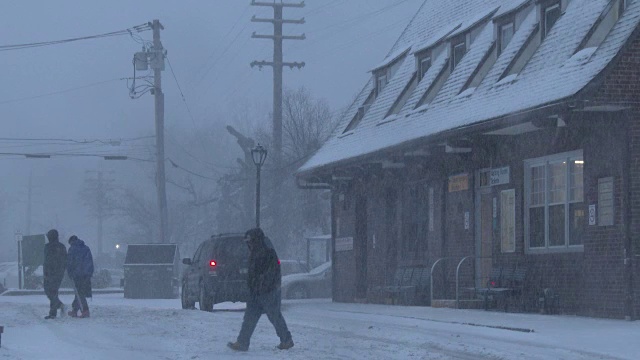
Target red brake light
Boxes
[209,260,217,267]
[277,259,281,265]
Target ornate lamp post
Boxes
[251,144,268,228]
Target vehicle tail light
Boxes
[210,260,217,267]
[277,259,280,265]
[209,260,218,276]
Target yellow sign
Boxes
[448,174,469,192]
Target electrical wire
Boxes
[0,23,151,52]
[0,79,125,106]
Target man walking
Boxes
[43,229,67,319]
[66,235,94,318]
[228,228,294,352]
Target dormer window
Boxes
[498,21,515,55]
[451,36,467,71]
[376,72,388,96]
[542,1,561,40]
[418,52,432,81]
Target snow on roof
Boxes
[448,6,501,39]
[369,46,411,73]
[299,0,640,175]
[413,23,461,54]
[494,0,531,19]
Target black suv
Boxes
[181,234,249,311]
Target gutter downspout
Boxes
[623,110,635,321]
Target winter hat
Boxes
[68,235,79,244]
[46,229,59,242]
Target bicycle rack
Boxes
[430,257,458,306]
[455,256,475,309]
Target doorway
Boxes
[476,190,494,287]
[354,194,368,299]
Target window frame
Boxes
[416,50,432,82]
[541,1,562,40]
[375,71,388,96]
[498,21,515,56]
[451,36,467,71]
[524,150,585,254]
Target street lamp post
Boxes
[251,144,268,228]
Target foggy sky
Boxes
[0,0,423,261]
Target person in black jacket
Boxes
[43,229,67,319]
[66,235,94,318]
[228,228,293,352]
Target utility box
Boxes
[123,244,180,299]
[134,52,148,71]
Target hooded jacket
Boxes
[246,230,281,296]
[67,237,94,279]
[44,231,67,281]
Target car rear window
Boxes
[212,237,248,263]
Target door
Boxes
[186,243,205,296]
[355,194,368,299]
[477,192,494,287]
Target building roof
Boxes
[299,0,640,175]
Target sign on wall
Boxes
[598,177,614,226]
[480,167,510,187]
[335,237,354,252]
[449,174,469,192]
[500,190,516,253]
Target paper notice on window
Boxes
[501,189,516,253]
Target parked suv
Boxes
[181,234,249,311]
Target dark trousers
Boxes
[44,277,63,317]
[72,277,92,312]
[237,289,291,347]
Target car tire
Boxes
[199,282,213,312]
[181,282,195,309]
[288,284,309,299]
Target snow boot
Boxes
[44,315,56,320]
[227,341,248,352]
[277,339,294,350]
[79,310,90,318]
[68,309,79,318]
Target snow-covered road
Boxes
[0,294,638,359]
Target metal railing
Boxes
[455,256,475,309]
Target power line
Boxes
[0,79,127,105]
[0,23,151,52]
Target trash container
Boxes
[123,244,180,299]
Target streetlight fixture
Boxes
[251,144,268,228]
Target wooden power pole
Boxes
[250,0,306,166]
[151,20,169,244]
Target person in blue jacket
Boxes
[66,235,94,318]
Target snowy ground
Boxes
[0,294,639,360]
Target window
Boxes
[451,37,467,71]
[542,3,561,40]
[418,53,432,81]
[343,89,375,133]
[376,72,388,96]
[525,151,584,252]
[499,22,515,55]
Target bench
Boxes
[472,265,528,311]
[384,267,430,305]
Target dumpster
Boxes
[123,244,180,299]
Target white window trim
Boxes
[419,56,431,81]
[524,150,585,254]
[499,22,515,54]
[452,42,466,70]
[543,3,561,39]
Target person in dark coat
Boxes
[66,235,94,318]
[43,229,67,319]
[228,228,293,352]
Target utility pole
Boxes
[152,20,169,244]
[250,0,306,166]
[132,20,169,243]
[26,171,32,235]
